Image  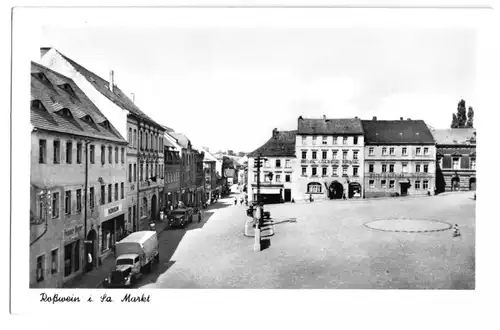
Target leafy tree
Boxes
[451,113,459,128]
[457,99,467,127]
[466,106,474,128]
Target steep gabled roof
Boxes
[52,49,163,129]
[169,132,191,149]
[298,117,363,135]
[248,130,297,157]
[30,62,127,143]
[431,128,476,145]
[361,119,435,145]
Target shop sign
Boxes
[64,224,83,240]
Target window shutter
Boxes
[461,156,469,169]
[443,155,452,169]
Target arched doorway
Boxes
[469,177,476,191]
[451,176,460,191]
[151,194,157,220]
[85,229,97,272]
[328,181,344,200]
[348,182,362,198]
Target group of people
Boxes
[234,195,248,206]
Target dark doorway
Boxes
[328,181,344,199]
[85,229,97,272]
[151,194,157,220]
[348,182,362,198]
[451,176,460,191]
[469,177,476,191]
[284,189,292,202]
[400,182,410,196]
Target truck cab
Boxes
[104,253,141,287]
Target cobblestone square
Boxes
[144,192,475,289]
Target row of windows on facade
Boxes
[36,242,80,283]
[301,150,360,160]
[301,166,360,177]
[37,183,125,220]
[367,179,430,190]
[38,139,125,165]
[253,173,292,183]
[300,136,359,145]
[439,157,476,170]
[257,159,292,168]
[368,146,431,156]
[127,163,165,182]
[367,163,431,173]
[127,127,164,153]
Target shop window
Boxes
[307,182,322,193]
[51,249,58,274]
[39,139,46,164]
[36,254,45,283]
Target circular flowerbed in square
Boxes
[364,218,452,233]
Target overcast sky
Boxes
[30,21,478,152]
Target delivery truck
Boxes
[104,231,159,288]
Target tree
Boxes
[451,113,459,128]
[457,99,467,127]
[466,106,474,128]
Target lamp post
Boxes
[253,156,272,252]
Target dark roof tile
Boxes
[248,130,297,157]
[298,117,363,135]
[361,119,435,145]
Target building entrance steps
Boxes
[63,219,169,288]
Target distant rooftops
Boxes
[431,128,476,145]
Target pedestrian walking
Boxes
[240,197,243,205]
[452,224,461,237]
[234,197,237,206]
[198,209,202,223]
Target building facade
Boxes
[431,128,476,192]
[163,137,181,210]
[40,47,165,232]
[30,62,128,288]
[362,118,436,198]
[247,128,297,204]
[294,117,365,201]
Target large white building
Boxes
[293,116,365,201]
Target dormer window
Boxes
[55,108,73,118]
[31,100,46,111]
[32,72,50,84]
[100,120,111,129]
[81,115,95,124]
[58,83,75,95]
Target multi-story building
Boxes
[30,62,128,288]
[169,132,200,205]
[194,150,206,206]
[40,47,165,232]
[431,128,476,192]
[247,128,297,203]
[362,117,436,198]
[294,117,365,201]
[163,137,181,209]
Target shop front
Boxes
[251,184,284,204]
[98,200,126,260]
[62,224,84,284]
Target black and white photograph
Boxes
[7,2,500,326]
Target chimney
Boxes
[354,116,358,119]
[272,128,279,138]
[372,116,377,121]
[407,118,411,121]
[400,117,403,120]
[40,47,51,59]
[109,70,114,92]
[131,93,135,103]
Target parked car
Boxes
[168,207,194,228]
